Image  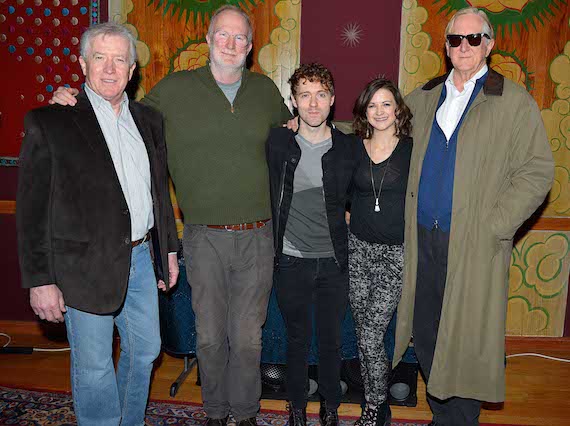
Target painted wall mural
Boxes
[109,0,300,103]
[508,232,570,336]
[109,0,300,236]
[398,0,570,336]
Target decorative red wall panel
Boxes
[0,0,102,160]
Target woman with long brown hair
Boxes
[348,78,413,426]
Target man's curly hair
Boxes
[289,63,335,97]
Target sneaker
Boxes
[287,403,307,426]
[236,417,258,426]
[205,417,228,426]
[319,401,339,426]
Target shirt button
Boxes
[122,209,129,215]
[124,237,130,245]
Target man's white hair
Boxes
[80,22,137,65]
[445,7,494,40]
[207,5,253,42]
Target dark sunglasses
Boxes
[446,33,490,47]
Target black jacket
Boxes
[17,92,179,314]
[266,125,359,270]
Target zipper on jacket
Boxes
[321,185,339,267]
[275,161,287,251]
[321,157,339,268]
[433,138,449,229]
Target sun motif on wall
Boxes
[149,0,261,23]
[435,0,566,35]
[341,22,363,48]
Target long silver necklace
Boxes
[369,144,395,213]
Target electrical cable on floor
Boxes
[33,347,70,352]
[0,332,70,353]
[506,353,570,363]
[1,333,12,347]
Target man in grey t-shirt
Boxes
[266,64,358,426]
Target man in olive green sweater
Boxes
[144,7,291,426]
[50,6,291,426]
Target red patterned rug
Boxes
[0,386,516,426]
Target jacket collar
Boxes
[422,68,504,96]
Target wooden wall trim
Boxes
[0,200,16,215]
[506,336,570,352]
[530,217,570,231]
[2,320,569,347]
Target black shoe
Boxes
[287,404,307,426]
[205,417,228,426]
[355,404,379,426]
[236,417,258,426]
[376,402,391,426]
[319,401,339,426]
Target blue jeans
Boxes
[64,242,161,426]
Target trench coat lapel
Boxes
[411,84,444,186]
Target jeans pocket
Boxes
[278,254,301,269]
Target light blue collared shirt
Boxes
[85,85,154,241]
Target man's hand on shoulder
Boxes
[48,86,79,106]
[30,284,66,323]
[284,116,299,132]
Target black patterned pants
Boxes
[348,232,404,406]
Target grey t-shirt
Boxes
[217,78,241,105]
[282,134,335,258]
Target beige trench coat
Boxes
[393,70,554,402]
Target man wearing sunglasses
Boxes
[393,7,553,426]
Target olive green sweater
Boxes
[143,65,292,225]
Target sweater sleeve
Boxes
[268,79,292,126]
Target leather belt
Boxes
[206,219,270,231]
[132,232,150,247]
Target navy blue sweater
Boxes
[418,72,487,232]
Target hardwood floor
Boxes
[1,320,569,425]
